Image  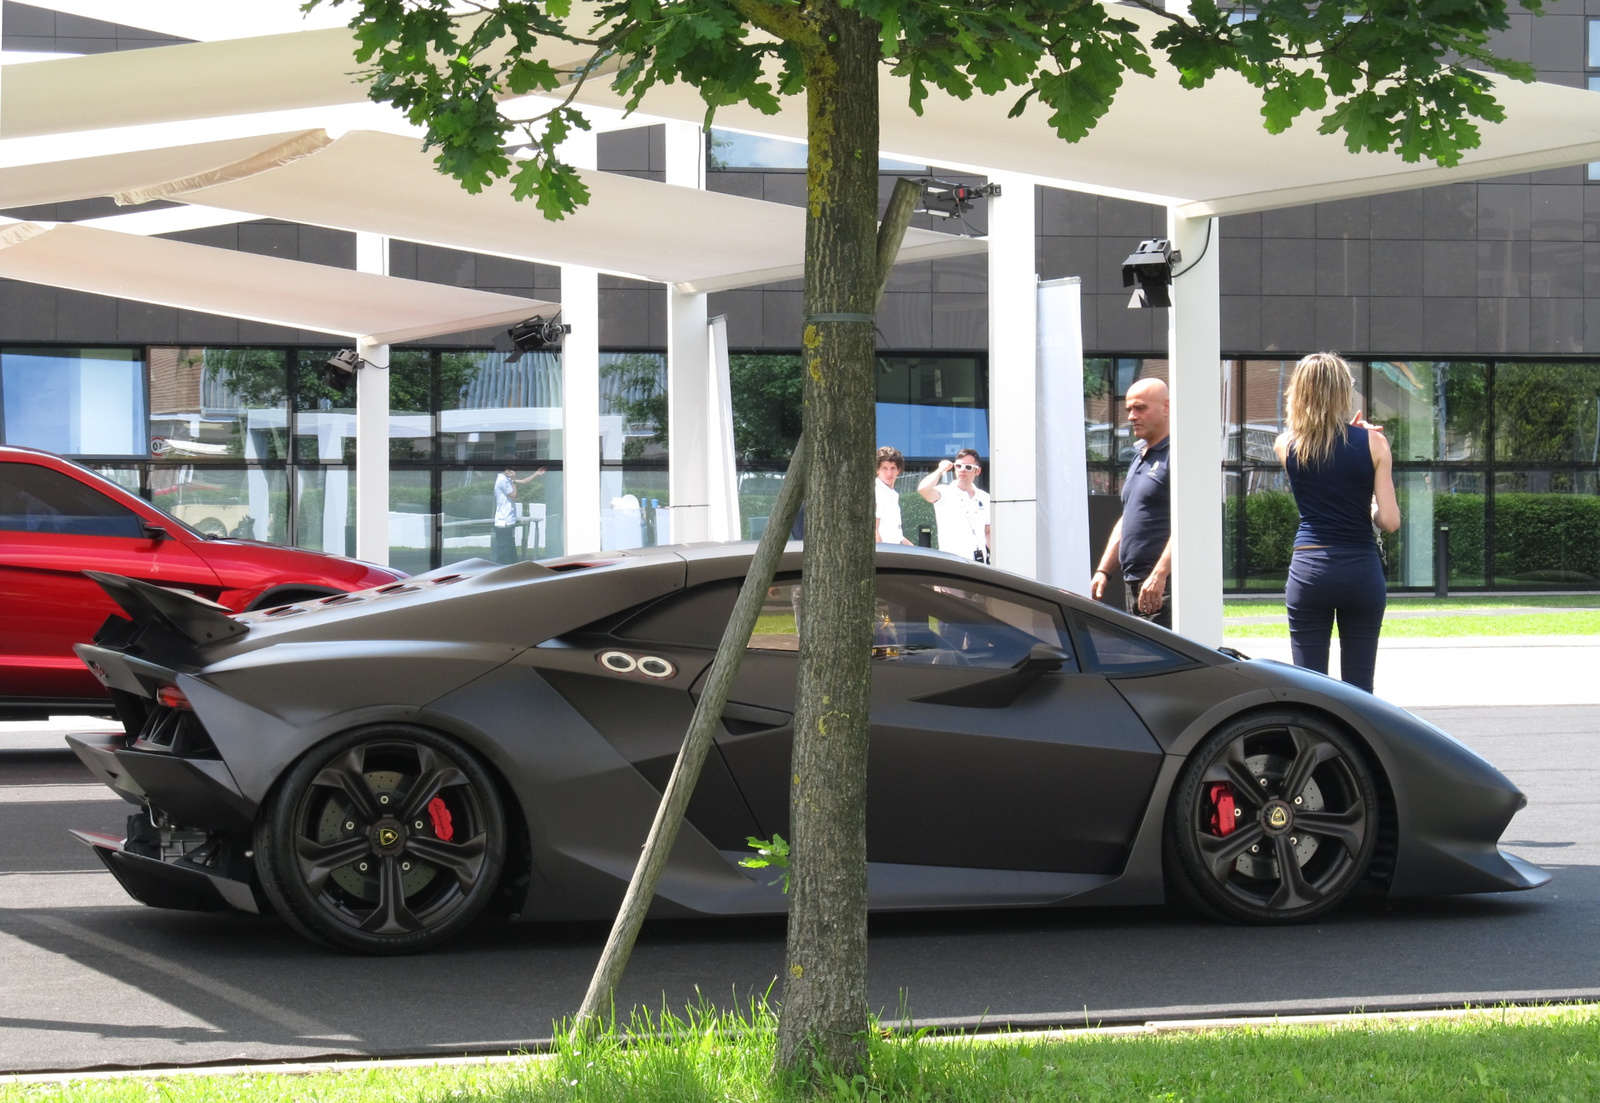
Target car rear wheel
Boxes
[255,727,505,954]
[1165,710,1378,924]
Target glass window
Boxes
[600,352,670,550]
[389,469,435,575]
[293,351,357,464]
[389,349,435,463]
[875,356,988,460]
[870,574,1071,669]
[1589,19,1600,67]
[1,348,146,456]
[737,469,793,541]
[440,467,563,565]
[1239,359,1294,462]
[1076,615,1187,673]
[1371,360,1487,462]
[295,467,356,555]
[749,581,803,652]
[149,465,288,543]
[148,347,289,462]
[439,350,562,464]
[0,462,143,537]
[707,128,928,172]
[602,468,671,550]
[1084,358,1116,462]
[1240,470,1297,591]
[1494,362,1600,465]
[1492,470,1600,588]
[731,354,803,465]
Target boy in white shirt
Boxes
[916,448,991,563]
[874,446,913,544]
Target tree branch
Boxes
[728,0,821,53]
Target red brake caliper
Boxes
[1208,783,1236,836]
[427,795,454,842]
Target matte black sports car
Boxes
[68,544,1547,954]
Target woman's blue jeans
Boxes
[1286,545,1387,693]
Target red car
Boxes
[0,447,404,718]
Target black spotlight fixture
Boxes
[1121,238,1181,309]
[324,349,369,375]
[497,315,572,362]
[914,178,1002,234]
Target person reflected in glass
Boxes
[492,465,544,564]
[1275,353,1401,693]
[873,446,913,545]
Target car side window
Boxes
[0,463,144,538]
[1076,614,1188,674]
[870,574,1074,669]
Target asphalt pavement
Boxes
[0,702,1595,1073]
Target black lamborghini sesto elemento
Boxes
[67,544,1548,954]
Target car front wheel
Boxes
[255,726,506,954]
[1165,710,1378,924]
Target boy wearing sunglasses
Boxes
[916,448,991,564]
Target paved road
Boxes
[0,704,1595,1073]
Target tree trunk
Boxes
[776,0,880,1076]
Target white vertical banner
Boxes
[667,286,711,542]
[561,265,602,555]
[986,171,1038,578]
[706,314,740,541]
[1036,277,1089,593]
[1167,210,1223,646]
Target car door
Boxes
[713,570,1169,876]
[0,459,221,701]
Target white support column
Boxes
[986,172,1038,578]
[353,231,390,565]
[559,128,602,554]
[663,121,713,542]
[1166,210,1224,646]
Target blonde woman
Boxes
[1273,354,1401,693]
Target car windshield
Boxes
[66,459,205,539]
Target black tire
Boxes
[1165,710,1379,924]
[254,726,506,954]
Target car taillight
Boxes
[156,684,193,711]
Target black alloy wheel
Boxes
[1165,710,1379,924]
[255,727,506,954]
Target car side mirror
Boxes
[1014,643,1070,675]
[141,523,169,541]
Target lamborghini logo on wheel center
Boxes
[378,827,400,847]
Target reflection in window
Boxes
[295,466,356,556]
[440,350,562,464]
[149,465,287,543]
[1494,362,1600,464]
[440,467,563,565]
[1077,615,1185,673]
[148,347,288,462]
[1,348,146,456]
[389,469,434,575]
[875,356,988,459]
[707,128,928,172]
[293,351,357,464]
[1369,360,1486,462]
[871,575,1068,668]
[749,581,804,652]
[0,462,143,537]
[389,350,436,463]
[1492,470,1600,588]
[600,352,671,550]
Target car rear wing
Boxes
[84,571,249,647]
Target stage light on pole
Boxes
[496,315,572,362]
[1121,238,1180,309]
[325,348,368,374]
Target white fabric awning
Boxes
[5,9,1599,216]
[0,129,986,292]
[0,220,558,343]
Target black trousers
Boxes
[491,525,517,564]
[1286,545,1387,693]
[1122,576,1172,630]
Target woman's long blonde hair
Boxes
[1285,352,1355,470]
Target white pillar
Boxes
[1166,211,1223,646]
[354,231,391,565]
[1036,277,1090,593]
[662,121,713,542]
[667,285,711,542]
[557,128,602,554]
[986,172,1038,578]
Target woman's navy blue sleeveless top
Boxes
[1285,425,1376,548]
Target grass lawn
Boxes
[9,1003,1599,1103]
[1223,595,1600,639]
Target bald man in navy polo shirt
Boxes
[1090,378,1173,629]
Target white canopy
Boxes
[6,9,1599,214]
[0,128,985,292]
[0,220,558,343]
